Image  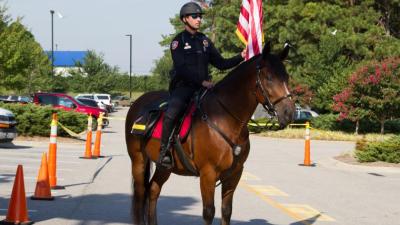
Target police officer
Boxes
[158,2,246,167]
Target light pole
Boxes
[50,10,55,77]
[125,34,132,99]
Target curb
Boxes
[318,157,400,174]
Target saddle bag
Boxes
[131,102,168,138]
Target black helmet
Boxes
[180,2,203,19]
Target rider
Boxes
[157,2,247,167]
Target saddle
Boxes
[131,100,196,142]
[131,91,206,175]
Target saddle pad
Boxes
[151,104,196,140]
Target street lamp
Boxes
[50,10,55,77]
[125,34,132,99]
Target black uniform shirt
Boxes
[170,30,244,89]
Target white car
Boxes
[75,94,110,112]
[94,94,114,112]
[0,107,18,142]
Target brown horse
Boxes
[125,42,295,225]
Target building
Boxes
[46,51,87,76]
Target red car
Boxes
[33,93,108,126]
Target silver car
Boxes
[0,107,18,142]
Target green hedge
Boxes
[355,136,400,163]
[311,114,400,134]
[0,103,87,137]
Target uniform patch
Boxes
[184,42,192,50]
[203,40,209,48]
[171,41,179,50]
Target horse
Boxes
[125,42,295,225]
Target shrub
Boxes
[355,135,400,163]
[311,114,400,134]
[0,103,87,137]
[311,114,354,132]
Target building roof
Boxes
[46,51,87,67]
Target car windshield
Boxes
[79,95,94,99]
[76,99,97,107]
[97,95,109,100]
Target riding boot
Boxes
[157,116,175,167]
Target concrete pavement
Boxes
[0,107,399,225]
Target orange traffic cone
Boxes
[31,153,54,201]
[299,122,315,167]
[48,113,64,189]
[80,114,96,159]
[0,165,34,225]
[93,113,105,158]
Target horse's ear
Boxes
[262,41,271,59]
[280,42,291,61]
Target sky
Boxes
[6,0,189,75]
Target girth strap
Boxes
[201,113,242,156]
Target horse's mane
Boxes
[214,52,289,90]
[214,54,261,89]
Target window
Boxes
[97,95,109,100]
[58,97,76,108]
[38,95,57,105]
[299,111,312,120]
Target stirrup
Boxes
[157,152,173,169]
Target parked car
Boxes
[76,93,113,112]
[75,97,100,108]
[0,107,18,142]
[0,95,31,104]
[33,93,109,127]
[112,95,132,107]
[95,94,114,112]
[294,108,319,124]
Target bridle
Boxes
[254,63,292,117]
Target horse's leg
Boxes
[147,167,171,225]
[220,167,243,225]
[131,151,147,225]
[200,168,218,225]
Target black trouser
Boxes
[161,86,197,148]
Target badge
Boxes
[184,42,192,50]
[203,39,209,48]
[171,41,178,50]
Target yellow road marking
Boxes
[248,185,289,197]
[240,181,335,224]
[282,204,335,222]
[240,171,261,181]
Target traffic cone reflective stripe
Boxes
[0,165,34,225]
[93,113,104,158]
[81,115,96,159]
[31,153,54,201]
[299,122,315,167]
[47,113,64,189]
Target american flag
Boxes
[236,0,263,60]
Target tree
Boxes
[70,50,119,93]
[0,12,52,94]
[333,57,400,134]
[265,0,400,111]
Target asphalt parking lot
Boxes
[1,107,399,225]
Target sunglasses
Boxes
[188,14,202,19]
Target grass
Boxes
[255,127,395,142]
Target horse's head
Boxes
[254,42,295,128]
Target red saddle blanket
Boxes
[151,104,196,140]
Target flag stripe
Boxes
[236,0,263,60]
